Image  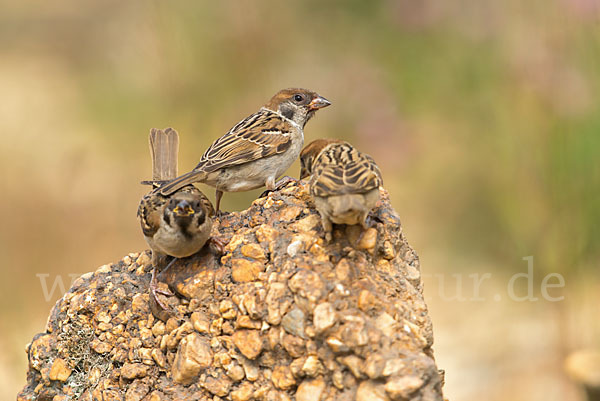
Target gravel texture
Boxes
[18,181,444,401]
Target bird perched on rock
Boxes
[158,88,331,212]
[300,139,383,242]
[138,128,216,321]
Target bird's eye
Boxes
[294,94,304,102]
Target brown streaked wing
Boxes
[311,143,382,197]
[195,109,293,173]
[137,193,166,238]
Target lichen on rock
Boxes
[18,182,444,401]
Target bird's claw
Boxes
[153,285,174,297]
[150,282,172,310]
[366,213,384,227]
[149,291,174,322]
[209,236,228,255]
[275,176,298,190]
[260,176,298,198]
[215,210,229,218]
[259,189,272,198]
[355,214,381,246]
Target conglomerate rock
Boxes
[18,181,444,401]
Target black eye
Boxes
[294,94,304,102]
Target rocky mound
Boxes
[18,182,444,401]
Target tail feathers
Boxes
[330,194,367,216]
[158,170,206,196]
[149,127,179,181]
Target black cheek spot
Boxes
[280,104,294,120]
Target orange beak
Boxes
[173,200,195,217]
[308,96,331,110]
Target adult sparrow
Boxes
[138,128,216,320]
[300,139,383,242]
[158,88,331,211]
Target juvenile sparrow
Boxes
[158,88,331,211]
[299,139,383,242]
[138,128,216,321]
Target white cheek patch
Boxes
[271,109,302,131]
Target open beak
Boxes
[173,200,195,217]
[308,96,331,110]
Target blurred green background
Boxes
[2,1,599,400]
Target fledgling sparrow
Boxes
[158,88,331,212]
[299,139,383,242]
[138,128,216,321]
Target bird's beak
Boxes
[308,96,331,110]
[173,200,195,217]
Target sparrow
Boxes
[138,128,216,321]
[158,88,331,212]
[138,186,215,264]
[299,139,383,242]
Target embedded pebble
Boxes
[271,365,296,390]
[385,376,424,400]
[171,333,212,385]
[48,358,71,382]
[286,240,304,257]
[313,302,336,334]
[233,329,263,360]
[120,363,149,380]
[281,307,306,338]
[232,258,265,282]
[296,378,326,401]
[357,380,389,401]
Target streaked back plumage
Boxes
[307,141,383,197]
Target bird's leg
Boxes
[260,176,297,198]
[319,213,333,242]
[149,252,174,297]
[149,258,176,322]
[259,177,277,198]
[151,262,175,297]
[215,189,224,216]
